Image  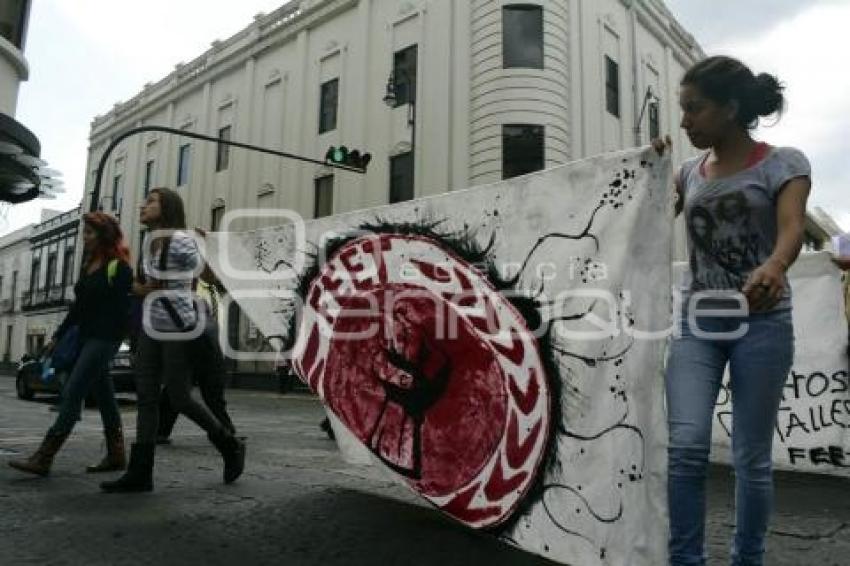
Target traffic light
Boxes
[325,145,372,171]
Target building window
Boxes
[605,56,620,118]
[211,205,225,231]
[111,173,122,211]
[177,144,191,186]
[29,259,39,296]
[0,275,3,300]
[318,78,339,134]
[143,159,155,195]
[392,45,418,107]
[4,324,12,362]
[648,100,660,140]
[216,125,231,172]
[503,5,544,69]
[389,153,414,204]
[10,271,17,311]
[314,176,334,218]
[503,124,545,179]
[46,253,57,290]
[62,249,74,287]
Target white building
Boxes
[0,223,32,368]
[20,207,81,355]
[83,0,705,371]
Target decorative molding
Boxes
[211,197,226,208]
[601,13,619,35]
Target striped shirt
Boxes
[142,231,199,332]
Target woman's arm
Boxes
[742,176,812,311]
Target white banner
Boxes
[705,252,850,475]
[205,147,673,565]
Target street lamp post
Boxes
[383,69,416,202]
[634,85,661,146]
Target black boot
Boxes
[100,443,154,493]
[208,430,245,484]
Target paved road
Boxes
[0,379,848,565]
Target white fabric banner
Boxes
[205,147,673,565]
[703,252,850,475]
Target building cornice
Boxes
[89,0,359,145]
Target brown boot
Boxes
[86,427,126,473]
[8,432,69,476]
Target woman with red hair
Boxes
[9,212,132,476]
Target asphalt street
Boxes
[0,378,848,566]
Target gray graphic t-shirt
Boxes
[679,146,811,311]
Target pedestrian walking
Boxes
[101,187,245,493]
[660,55,812,565]
[9,212,132,476]
[156,266,236,443]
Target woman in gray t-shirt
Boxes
[664,56,811,566]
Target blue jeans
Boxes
[48,338,122,436]
[666,309,794,566]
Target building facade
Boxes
[0,224,32,369]
[83,0,705,371]
[22,208,80,355]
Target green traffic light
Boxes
[332,148,346,163]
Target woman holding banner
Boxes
[662,56,811,565]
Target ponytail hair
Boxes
[682,55,785,129]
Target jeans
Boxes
[157,327,235,438]
[134,332,227,445]
[666,309,794,566]
[48,338,122,436]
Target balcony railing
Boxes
[22,285,72,312]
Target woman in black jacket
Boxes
[9,212,132,476]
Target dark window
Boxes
[502,124,545,179]
[143,160,155,195]
[46,253,57,290]
[314,176,334,218]
[389,153,414,203]
[177,144,191,186]
[605,56,620,117]
[10,271,17,310]
[62,249,74,287]
[216,126,231,172]
[0,276,3,300]
[4,324,12,361]
[111,174,122,211]
[503,5,544,69]
[392,45,418,107]
[648,100,660,140]
[318,79,339,133]
[211,206,225,231]
[29,259,39,295]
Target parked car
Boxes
[15,341,136,403]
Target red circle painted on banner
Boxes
[322,285,508,497]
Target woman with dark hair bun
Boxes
[660,55,812,565]
[9,212,132,477]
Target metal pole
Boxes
[89,125,365,213]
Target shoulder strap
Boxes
[107,259,119,286]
